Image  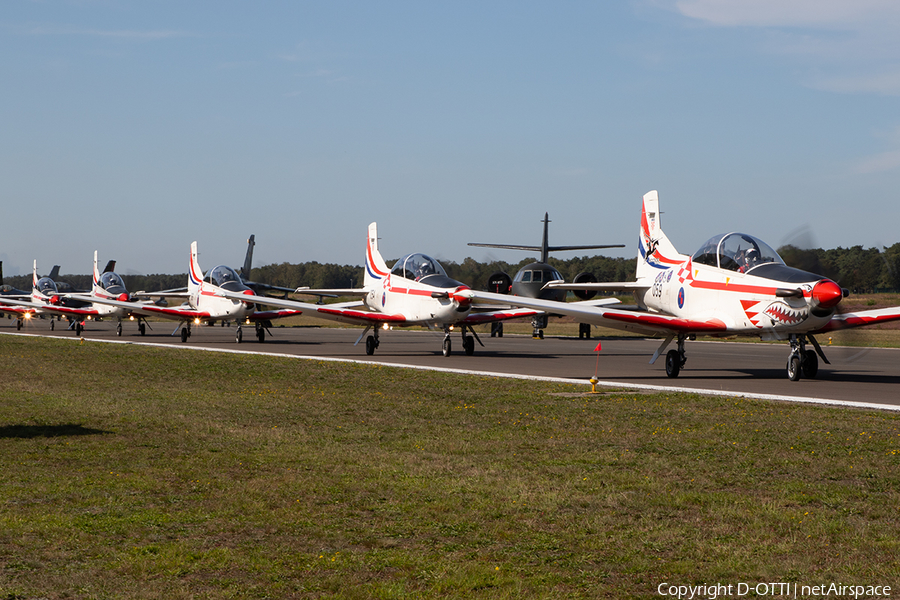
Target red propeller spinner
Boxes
[811,279,843,311]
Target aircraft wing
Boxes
[812,305,900,333]
[460,306,542,325]
[70,294,212,321]
[0,297,100,318]
[463,289,727,336]
[544,281,649,294]
[293,287,368,298]
[219,291,407,326]
[0,300,37,315]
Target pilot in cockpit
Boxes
[738,248,759,273]
[415,261,434,280]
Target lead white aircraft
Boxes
[462,190,900,381]
[82,242,302,342]
[219,222,554,356]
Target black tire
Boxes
[365,335,376,356]
[665,349,681,378]
[787,355,801,381]
[464,336,475,356]
[235,329,243,343]
[116,323,122,337]
[802,350,818,378]
[50,320,55,331]
[139,322,146,336]
[17,319,22,330]
[257,328,265,343]
[181,328,188,343]
[442,337,451,357]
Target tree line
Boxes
[6,243,900,295]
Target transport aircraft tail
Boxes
[188,241,204,298]
[635,190,690,281]
[364,222,391,289]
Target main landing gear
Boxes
[651,333,690,378]
[654,331,830,381]
[443,326,479,357]
[665,334,688,378]
[355,324,482,357]
[235,322,272,343]
[531,315,548,339]
[786,334,828,381]
[357,326,381,355]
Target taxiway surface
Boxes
[5,318,899,410]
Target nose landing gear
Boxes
[787,334,828,381]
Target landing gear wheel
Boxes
[787,355,801,381]
[75,322,83,336]
[802,350,818,378]
[442,337,451,357]
[139,322,146,336]
[235,328,243,343]
[116,323,123,337]
[17,319,22,330]
[181,328,189,343]
[257,328,265,342]
[665,349,681,378]
[50,320,55,331]
[464,336,475,356]
[365,335,377,355]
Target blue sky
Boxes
[3,1,900,277]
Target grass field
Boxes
[1,334,899,599]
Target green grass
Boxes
[1,335,899,598]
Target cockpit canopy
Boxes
[691,232,784,273]
[98,271,126,291]
[36,277,58,295]
[513,265,563,285]
[391,253,448,281]
[205,265,247,290]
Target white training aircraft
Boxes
[461,190,900,381]
[0,260,105,334]
[82,242,302,342]
[2,253,169,336]
[219,222,553,356]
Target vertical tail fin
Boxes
[636,190,688,281]
[32,260,39,292]
[92,251,101,296]
[188,241,203,297]
[364,222,390,289]
[240,234,255,280]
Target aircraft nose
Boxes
[450,285,473,307]
[811,279,843,310]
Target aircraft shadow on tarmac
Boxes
[0,424,109,439]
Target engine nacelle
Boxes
[572,272,597,300]
[486,271,512,294]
